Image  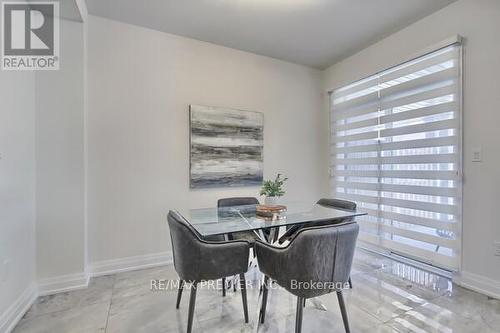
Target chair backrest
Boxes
[167,210,203,281]
[317,198,357,211]
[275,222,359,298]
[217,197,259,207]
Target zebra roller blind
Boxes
[330,44,462,270]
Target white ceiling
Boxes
[86,0,457,69]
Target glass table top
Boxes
[177,201,366,237]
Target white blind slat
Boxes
[336,193,458,215]
[379,118,457,138]
[335,181,458,197]
[333,101,457,132]
[333,153,457,166]
[332,136,457,154]
[332,130,379,144]
[381,84,457,113]
[378,102,457,125]
[379,67,458,100]
[334,170,457,180]
[332,118,457,144]
[333,47,459,100]
[333,81,456,117]
[377,49,459,86]
[361,208,458,231]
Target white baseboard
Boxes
[454,271,500,300]
[88,251,173,277]
[0,283,37,333]
[37,272,90,297]
[27,252,172,297]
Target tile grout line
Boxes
[104,275,117,333]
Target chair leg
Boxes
[187,281,198,333]
[176,279,184,309]
[337,291,350,333]
[240,274,249,323]
[259,276,270,323]
[222,277,226,297]
[295,297,304,333]
[348,276,353,289]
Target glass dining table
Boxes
[176,201,366,331]
[177,201,366,239]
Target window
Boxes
[330,43,462,270]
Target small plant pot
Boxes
[264,196,279,206]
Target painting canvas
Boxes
[190,105,264,188]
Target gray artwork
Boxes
[190,105,264,188]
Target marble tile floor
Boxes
[13,249,500,333]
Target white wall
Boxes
[0,68,36,330]
[323,0,500,292]
[87,16,328,264]
[35,19,86,282]
[1,11,86,330]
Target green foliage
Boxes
[260,174,288,197]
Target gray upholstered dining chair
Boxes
[219,196,278,242]
[217,197,261,242]
[316,198,357,287]
[278,199,358,289]
[217,197,260,295]
[317,198,357,287]
[316,198,357,289]
[167,211,250,333]
[255,222,359,333]
[317,198,357,211]
[218,196,260,209]
[217,197,261,244]
[278,198,357,244]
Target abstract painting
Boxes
[190,105,264,188]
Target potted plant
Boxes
[260,174,288,206]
